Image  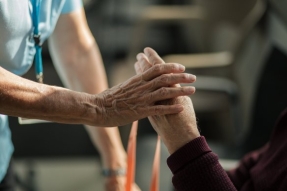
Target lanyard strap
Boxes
[150,136,160,191]
[32,0,43,83]
[126,121,160,191]
[126,121,138,191]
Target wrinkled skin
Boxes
[134,48,200,154]
[95,62,197,127]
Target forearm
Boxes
[0,66,99,125]
[48,34,126,168]
[227,144,269,189]
[85,126,126,168]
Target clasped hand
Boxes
[134,48,200,154]
[96,60,196,127]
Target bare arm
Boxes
[48,7,126,167]
[0,66,98,125]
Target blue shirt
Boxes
[0,0,83,182]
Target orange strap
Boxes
[125,121,161,191]
[150,136,161,191]
[126,121,138,191]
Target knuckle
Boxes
[152,106,161,115]
[143,93,154,103]
[181,87,187,93]
[178,87,183,92]
[150,80,157,89]
[159,74,170,83]
[154,64,163,72]
[182,73,190,80]
[142,92,153,103]
[159,87,169,96]
[167,63,177,71]
[152,64,162,73]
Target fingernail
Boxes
[136,53,143,60]
[186,87,195,93]
[190,74,196,81]
[178,64,185,71]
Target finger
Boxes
[137,53,152,73]
[145,86,196,103]
[136,53,148,62]
[142,63,185,81]
[175,74,197,88]
[144,47,165,65]
[137,52,150,66]
[135,53,151,74]
[144,73,196,91]
[134,61,142,74]
[145,104,185,116]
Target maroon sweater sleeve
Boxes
[227,144,269,189]
[167,136,237,191]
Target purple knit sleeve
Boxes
[167,136,237,191]
[227,144,269,189]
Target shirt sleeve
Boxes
[227,144,269,189]
[167,136,237,191]
[61,0,83,14]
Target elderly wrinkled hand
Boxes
[134,48,200,154]
[95,62,196,127]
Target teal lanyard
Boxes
[32,0,43,83]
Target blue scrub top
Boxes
[0,0,83,182]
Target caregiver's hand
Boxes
[134,48,200,154]
[95,62,196,127]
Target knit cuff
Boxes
[167,136,211,174]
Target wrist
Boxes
[162,127,200,154]
[101,154,127,178]
[86,94,105,126]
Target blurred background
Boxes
[10,0,287,190]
